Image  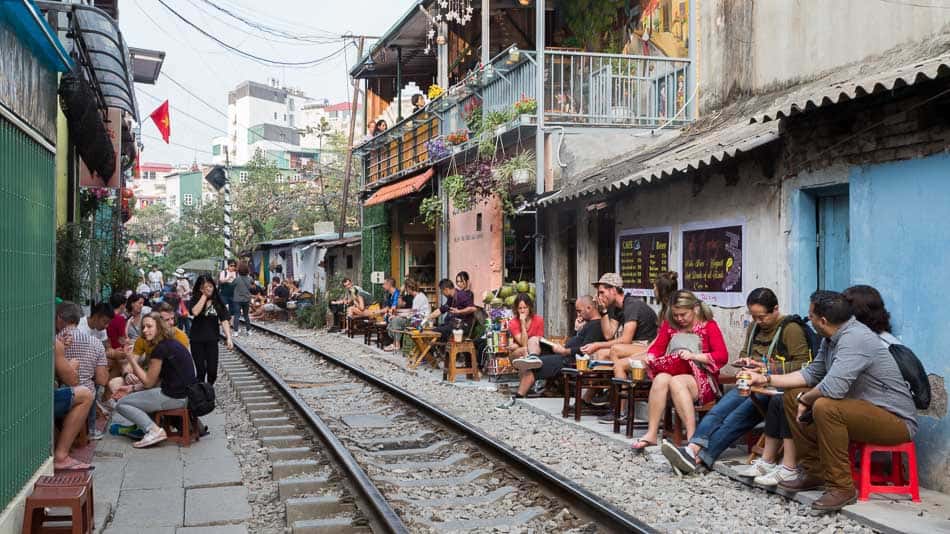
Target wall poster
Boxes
[616,227,672,297]
[679,220,745,307]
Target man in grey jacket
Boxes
[748,290,916,511]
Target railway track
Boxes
[223,323,656,533]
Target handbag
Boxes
[186,382,216,417]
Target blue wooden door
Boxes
[817,194,851,291]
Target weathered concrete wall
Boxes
[697,0,950,111]
[447,196,504,299]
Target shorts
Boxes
[537,355,573,380]
[54,387,74,419]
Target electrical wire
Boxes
[141,133,215,154]
[194,0,342,43]
[161,73,230,120]
[154,0,349,67]
[139,88,228,135]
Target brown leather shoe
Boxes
[812,488,857,511]
[778,472,825,492]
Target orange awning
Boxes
[363,168,433,207]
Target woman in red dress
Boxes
[631,290,728,452]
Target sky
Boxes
[120,0,416,165]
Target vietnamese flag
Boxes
[149,100,171,143]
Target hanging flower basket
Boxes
[426,137,450,160]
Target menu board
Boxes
[681,221,744,306]
[616,228,671,297]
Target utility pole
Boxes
[224,149,232,260]
[338,36,365,239]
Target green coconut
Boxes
[504,295,517,307]
[490,298,504,307]
[516,280,529,293]
[499,285,514,298]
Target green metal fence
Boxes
[0,114,55,507]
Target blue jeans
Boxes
[689,388,768,466]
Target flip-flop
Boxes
[55,458,95,471]
[630,439,657,453]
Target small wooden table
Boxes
[404,330,442,369]
[561,366,615,421]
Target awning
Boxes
[755,40,950,123]
[540,119,779,206]
[363,168,434,207]
[0,0,72,72]
[69,4,138,120]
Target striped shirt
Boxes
[59,326,107,391]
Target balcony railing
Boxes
[359,110,440,187]
[358,48,691,187]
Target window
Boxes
[183,194,194,206]
[275,173,285,183]
[476,213,482,232]
[283,114,287,122]
[293,173,301,181]
[346,255,354,269]
[274,112,278,120]
[239,171,248,183]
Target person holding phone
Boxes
[744,290,917,512]
[660,288,811,484]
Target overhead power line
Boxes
[154,0,350,67]
[194,0,342,43]
[141,133,215,155]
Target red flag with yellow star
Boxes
[149,100,170,143]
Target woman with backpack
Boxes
[189,275,233,384]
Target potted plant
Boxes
[425,137,450,160]
[497,151,536,187]
[445,130,470,146]
[513,95,538,123]
[419,195,443,229]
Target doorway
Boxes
[817,192,850,291]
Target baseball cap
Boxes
[593,273,624,289]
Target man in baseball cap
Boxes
[582,272,659,366]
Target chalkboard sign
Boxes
[681,223,743,305]
[617,229,671,296]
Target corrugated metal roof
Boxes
[540,119,779,206]
[363,168,433,207]
[756,49,950,123]
[256,231,361,248]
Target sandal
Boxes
[630,439,657,453]
[54,457,95,471]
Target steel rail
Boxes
[249,322,658,534]
[230,339,409,534]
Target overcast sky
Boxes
[120,0,415,165]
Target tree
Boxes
[126,202,171,253]
[161,201,225,270]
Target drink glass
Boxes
[630,359,646,381]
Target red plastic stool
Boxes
[34,472,94,531]
[21,484,90,533]
[849,441,920,502]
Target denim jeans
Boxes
[689,388,768,466]
[115,388,187,432]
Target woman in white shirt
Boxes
[384,278,430,352]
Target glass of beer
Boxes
[630,359,646,381]
[575,355,589,371]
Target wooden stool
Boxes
[561,368,614,421]
[663,400,717,446]
[609,377,651,438]
[444,340,480,383]
[153,408,198,447]
[22,485,90,533]
[34,472,94,531]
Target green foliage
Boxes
[561,0,624,51]
[56,224,84,302]
[294,297,327,330]
[442,174,471,212]
[419,195,443,230]
[496,151,536,184]
[361,204,390,302]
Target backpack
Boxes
[186,382,216,417]
[879,337,931,410]
[746,314,821,370]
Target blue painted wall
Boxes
[850,152,950,491]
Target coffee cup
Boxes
[452,329,464,343]
[630,359,646,381]
[575,355,589,371]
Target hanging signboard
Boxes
[679,220,745,306]
[616,227,672,297]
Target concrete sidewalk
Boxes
[91,411,251,533]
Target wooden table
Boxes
[404,330,442,369]
[561,366,615,421]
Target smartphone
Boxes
[798,409,814,424]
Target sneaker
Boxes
[133,427,167,448]
[589,391,609,406]
[734,458,775,478]
[233,331,240,337]
[755,465,800,487]
[660,439,698,475]
[495,396,519,410]
[89,429,104,441]
[512,355,542,370]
